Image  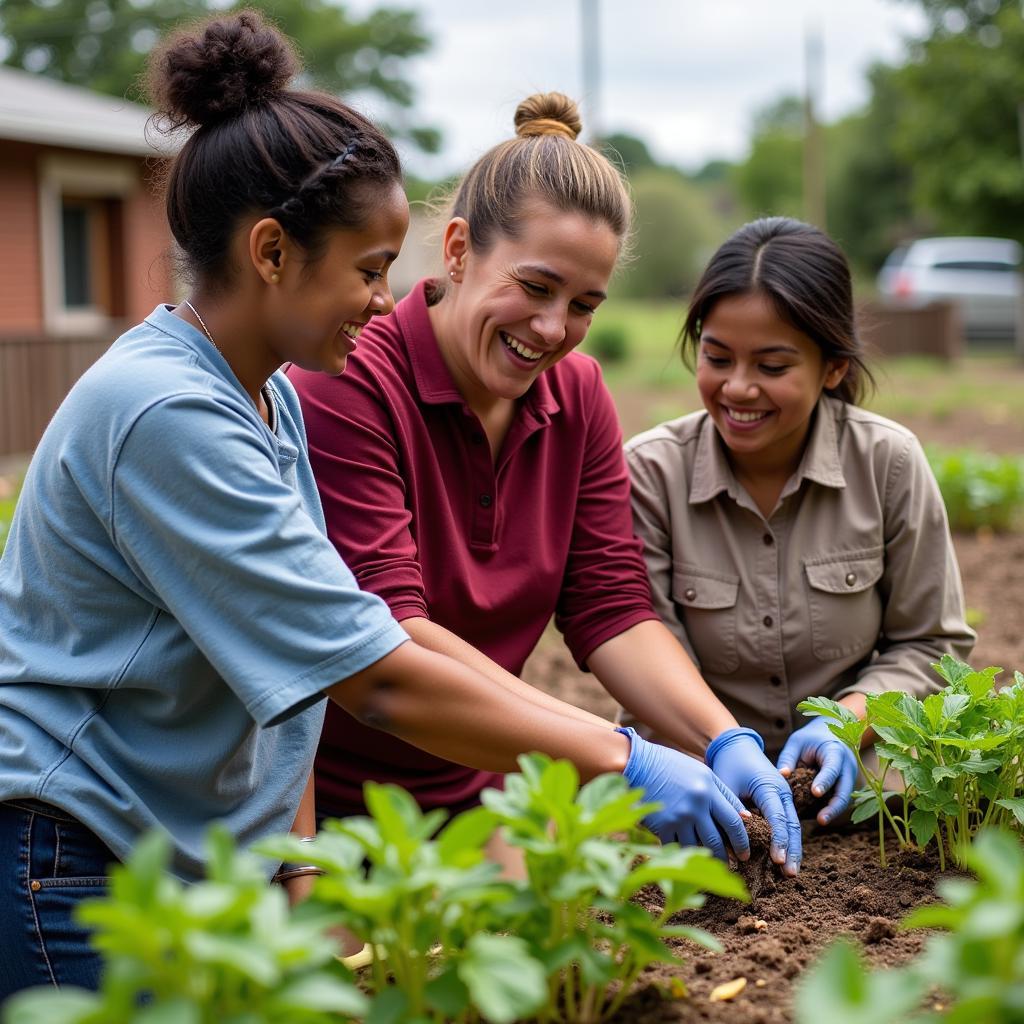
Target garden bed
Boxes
[611,818,944,1023]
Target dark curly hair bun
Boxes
[146,9,298,130]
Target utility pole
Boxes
[580,0,602,145]
[803,21,826,229]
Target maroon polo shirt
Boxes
[288,280,657,816]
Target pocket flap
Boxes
[672,567,740,610]
[804,553,884,595]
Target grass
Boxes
[0,481,18,554]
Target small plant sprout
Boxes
[2,827,366,1024]
[260,782,546,1024]
[482,753,750,1023]
[798,656,1024,870]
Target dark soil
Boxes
[607,825,944,1023]
[602,769,948,1023]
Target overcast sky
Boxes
[346,0,929,178]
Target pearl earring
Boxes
[448,270,456,279]
[270,272,280,283]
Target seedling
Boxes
[483,753,750,1023]
[261,783,546,1024]
[798,656,1024,869]
[2,827,366,1024]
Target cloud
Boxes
[348,0,927,176]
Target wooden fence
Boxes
[0,330,121,457]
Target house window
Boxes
[61,199,92,308]
[56,195,124,317]
[39,156,135,334]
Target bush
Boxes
[586,323,630,365]
[927,447,1024,532]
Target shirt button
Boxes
[774,718,787,730]
[763,615,773,627]
[684,588,697,601]
[478,493,492,508]
[770,675,782,687]
[845,572,857,586]
[763,533,774,546]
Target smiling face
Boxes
[272,181,409,375]
[696,290,848,476]
[431,201,620,411]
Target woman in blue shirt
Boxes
[0,11,760,996]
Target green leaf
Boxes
[798,696,857,723]
[134,1002,201,1024]
[271,974,369,1015]
[365,987,411,1024]
[865,690,913,730]
[1,988,101,1024]
[850,794,880,824]
[183,932,280,986]
[436,806,498,866]
[793,939,926,1024]
[458,934,547,1024]
[909,809,937,848]
[424,967,471,1018]
[923,692,945,732]
[994,797,1024,826]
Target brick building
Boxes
[0,66,175,456]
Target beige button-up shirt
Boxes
[624,396,975,756]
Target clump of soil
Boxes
[730,766,827,901]
[785,766,830,820]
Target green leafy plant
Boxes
[798,656,1024,869]
[261,782,547,1024]
[584,324,630,365]
[2,827,366,1024]
[795,828,1024,1024]
[482,753,750,1023]
[927,447,1024,532]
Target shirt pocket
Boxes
[803,548,885,661]
[671,564,740,674]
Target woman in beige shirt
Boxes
[626,217,975,828]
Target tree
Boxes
[0,0,438,151]
[882,1,1024,239]
[826,67,925,274]
[733,95,804,219]
[614,168,729,299]
[599,131,659,176]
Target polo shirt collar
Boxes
[689,395,846,506]
[397,279,561,419]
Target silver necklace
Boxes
[184,299,272,424]
[184,300,218,351]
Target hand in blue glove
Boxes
[706,727,802,876]
[616,727,750,863]
[777,717,859,827]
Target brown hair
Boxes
[681,217,874,404]
[145,9,401,287]
[448,92,631,256]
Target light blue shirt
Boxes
[0,305,408,880]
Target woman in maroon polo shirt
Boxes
[289,93,805,876]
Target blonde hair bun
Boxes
[514,92,582,141]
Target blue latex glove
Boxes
[706,727,803,875]
[777,717,859,826]
[616,727,750,863]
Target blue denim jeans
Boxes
[0,800,115,999]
